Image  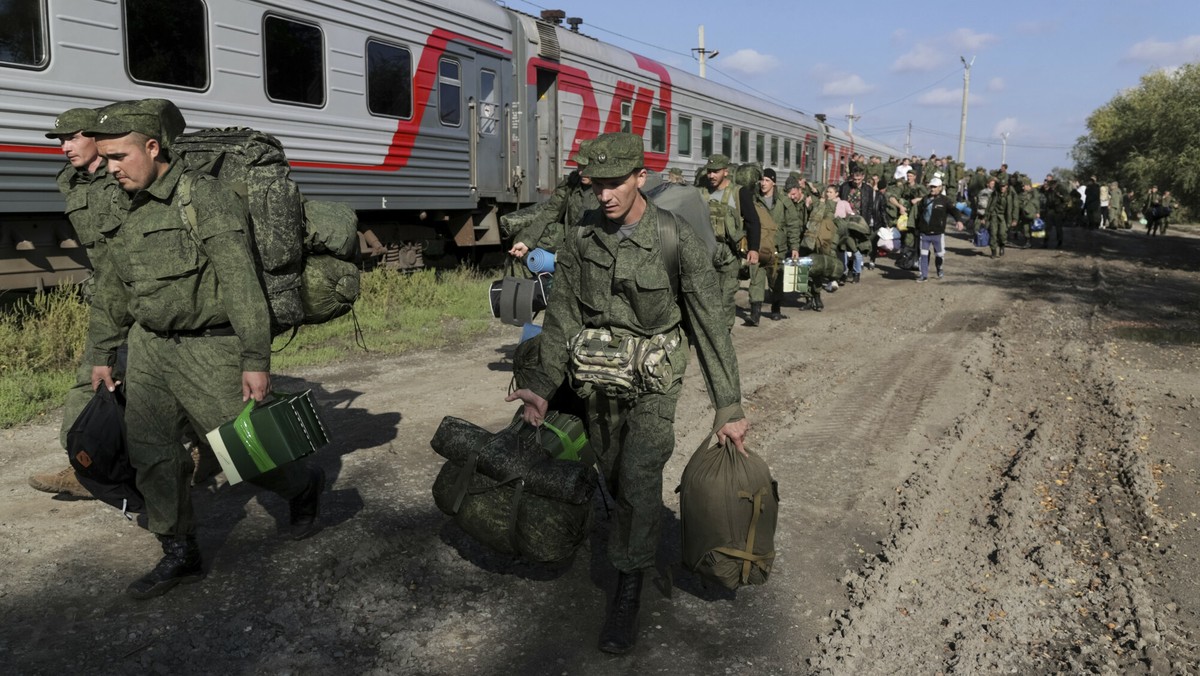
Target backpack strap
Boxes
[655,208,680,298]
[177,171,199,231]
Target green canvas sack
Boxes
[677,411,779,589]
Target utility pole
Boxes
[905,121,912,156]
[957,56,975,163]
[1000,132,1010,166]
[692,26,719,79]
[845,102,860,134]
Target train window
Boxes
[738,130,748,164]
[478,69,498,135]
[366,40,413,119]
[770,136,778,166]
[438,58,461,126]
[264,15,324,106]
[701,120,713,157]
[0,0,47,68]
[755,133,765,164]
[620,101,632,133]
[677,115,692,157]
[721,126,731,158]
[784,139,791,167]
[650,109,666,153]
[125,0,207,89]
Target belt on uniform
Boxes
[151,323,237,341]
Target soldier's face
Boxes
[788,187,802,201]
[591,169,647,225]
[58,132,99,170]
[759,176,774,194]
[96,133,164,193]
[707,167,728,189]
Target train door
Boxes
[472,56,506,198]
[535,68,559,196]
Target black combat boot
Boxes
[812,290,824,312]
[598,570,644,654]
[289,465,327,540]
[852,273,861,283]
[127,535,204,600]
[745,302,761,326]
[768,301,787,320]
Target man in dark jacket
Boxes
[912,177,965,282]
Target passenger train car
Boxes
[0,0,900,288]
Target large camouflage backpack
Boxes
[800,216,838,256]
[707,183,744,251]
[173,128,360,335]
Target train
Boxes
[0,0,901,289]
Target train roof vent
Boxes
[536,21,560,61]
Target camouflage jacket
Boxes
[89,161,273,372]
[500,171,597,252]
[1018,191,1040,222]
[754,190,802,254]
[987,189,1018,226]
[526,198,744,423]
[56,160,122,269]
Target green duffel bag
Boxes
[805,253,844,282]
[677,412,779,589]
[300,254,360,324]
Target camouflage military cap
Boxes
[704,154,731,171]
[579,132,644,179]
[84,98,187,148]
[571,138,593,167]
[668,167,683,177]
[45,108,98,138]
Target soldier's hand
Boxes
[717,417,750,458]
[955,221,964,231]
[509,242,530,258]
[91,365,119,392]
[505,388,549,426]
[790,250,800,260]
[243,371,271,402]
[745,250,760,265]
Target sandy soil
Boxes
[2,223,1199,675]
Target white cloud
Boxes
[720,49,780,77]
[892,43,943,73]
[993,118,1019,138]
[822,74,874,97]
[917,88,983,107]
[948,28,998,52]
[1125,36,1200,66]
[986,77,1005,92]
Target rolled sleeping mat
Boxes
[526,248,556,274]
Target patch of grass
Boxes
[0,267,497,427]
[271,266,495,370]
[0,285,89,427]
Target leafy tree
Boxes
[1073,63,1200,218]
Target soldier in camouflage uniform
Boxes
[26,108,117,499]
[702,154,759,331]
[986,179,1016,257]
[506,133,749,655]
[1015,180,1040,248]
[500,140,598,264]
[1038,175,1068,248]
[85,100,324,600]
[745,167,801,324]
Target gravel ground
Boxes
[2,224,1199,675]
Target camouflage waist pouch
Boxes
[569,328,680,397]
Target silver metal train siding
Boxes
[0,0,899,289]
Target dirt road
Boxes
[3,224,1199,675]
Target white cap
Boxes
[928,177,943,187]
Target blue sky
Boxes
[509,0,1200,179]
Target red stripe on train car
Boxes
[0,145,63,155]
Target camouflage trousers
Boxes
[747,258,782,305]
[986,217,1008,252]
[584,387,680,573]
[126,325,310,536]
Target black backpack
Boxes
[65,387,145,515]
